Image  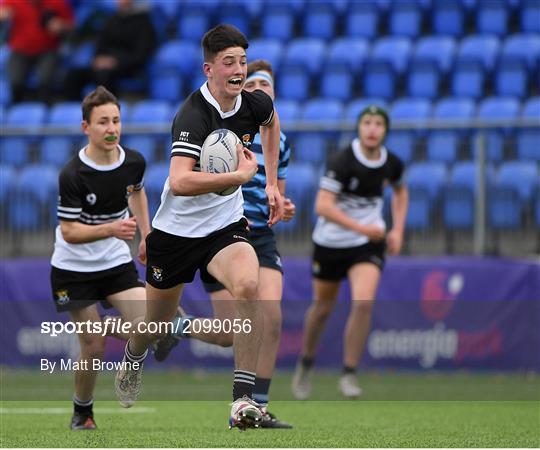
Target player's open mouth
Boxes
[228,77,243,86]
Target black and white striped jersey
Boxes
[312,138,404,249]
[51,146,145,272]
[152,82,274,238]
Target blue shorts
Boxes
[203,227,283,293]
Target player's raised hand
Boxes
[109,216,137,241]
[360,224,386,242]
[266,184,284,226]
[236,144,258,183]
[282,197,296,222]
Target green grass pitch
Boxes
[1,369,539,447]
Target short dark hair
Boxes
[247,59,274,79]
[201,24,249,62]
[81,85,120,122]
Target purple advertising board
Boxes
[1,256,538,370]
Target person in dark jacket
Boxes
[65,0,156,99]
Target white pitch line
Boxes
[0,407,156,414]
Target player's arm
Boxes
[168,148,257,196]
[315,189,385,242]
[128,187,151,264]
[260,110,284,225]
[387,183,408,254]
[60,218,137,244]
[278,179,296,222]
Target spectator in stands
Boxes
[64,0,156,100]
[0,0,74,103]
[292,106,409,400]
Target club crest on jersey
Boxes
[242,134,251,148]
[86,193,97,205]
[152,266,163,282]
[55,290,70,305]
[312,261,321,275]
[126,185,135,197]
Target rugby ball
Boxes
[200,129,241,196]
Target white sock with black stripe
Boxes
[233,369,256,401]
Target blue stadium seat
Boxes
[327,38,369,75]
[149,71,183,103]
[495,58,528,99]
[247,39,283,72]
[176,10,209,42]
[7,102,47,129]
[261,7,295,41]
[432,0,464,37]
[497,161,538,204]
[293,134,327,165]
[69,42,95,69]
[152,0,181,22]
[281,162,319,229]
[274,99,301,124]
[320,66,354,101]
[371,37,413,75]
[129,101,172,125]
[457,35,500,73]
[518,97,540,161]
[406,162,448,201]
[443,185,474,229]
[385,132,415,166]
[345,3,379,39]
[303,3,336,40]
[523,96,540,119]
[225,0,264,18]
[472,96,521,163]
[276,65,311,102]
[535,186,540,227]
[0,44,10,72]
[413,36,457,74]
[406,187,432,230]
[301,99,344,123]
[0,164,16,205]
[451,160,495,191]
[144,162,169,217]
[388,1,422,38]
[362,61,396,101]
[345,99,389,123]
[501,34,540,75]
[190,72,207,93]
[407,61,440,99]
[451,61,485,99]
[0,77,11,107]
[151,41,200,79]
[283,39,326,76]
[433,97,476,120]
[122,136,157,164]
[40,137,74,167]
[476,0,508,37]
[48,102,82,127]
[17,164,58,204]
[7,192,42,230]
[217,6,251,37]
[0,137,32,167]
[390,98,432,137]
[521,0,540,33]
[488,186,522,229]
[426,131,459,163]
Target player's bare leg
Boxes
[115,284,182,407]
[207,242,263,429]
[340,263,380,398]
[69,304,105,429]
[292,279,340,400]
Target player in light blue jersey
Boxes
[153,60,296,428]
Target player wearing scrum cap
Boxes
[114,25,284,430]
[292,106,409,400]
[50,85,149,430]
[153,60,295,429]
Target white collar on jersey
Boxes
[351,138,387,168]
[79,145,126,171]
[200,81,242,119]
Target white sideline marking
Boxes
[0,407,156,414]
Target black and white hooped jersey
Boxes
[51,146,145,272]
[152,82,274,238]
[312,138,404,249]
